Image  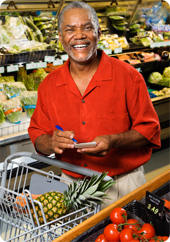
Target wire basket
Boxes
[0,152,103,241]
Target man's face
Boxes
[58,8,100,63]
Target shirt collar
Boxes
[56,49,112,87]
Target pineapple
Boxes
[30,171,115,225]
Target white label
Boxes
[53,59,63,66]
[165,41,170,46]
[36,62,47,68]
[45,56,55,62]
[26,63,37,70]
[7,65,19,72]
[0,67,4,73]
[61,54,68,61]
[103,49,112,55]
[114,47,122,54]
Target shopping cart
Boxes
[0,152,112,242]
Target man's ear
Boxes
[58,31,63,45]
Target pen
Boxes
[55,125,78,143]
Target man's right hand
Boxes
[51,129,75,154]
[35,130,75,156]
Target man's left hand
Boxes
[77,135,113,157]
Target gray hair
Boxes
[58,1,99,33]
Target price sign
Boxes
[36,62,47,68]
[0,67,4,73]
[103,49,112,55]
[145,191,165,219]
[26,63,37,70]
[7,65,19,73]
[61,54,68,61]
[44,56,55,62]
[53,59,63,66]
[114,47,122,54]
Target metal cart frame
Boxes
[0,152,112,242]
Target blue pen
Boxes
[55,125,78,143]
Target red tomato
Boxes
[95,233,108,242]
[138,223,155,240]
[130,240,140,242]
[110,207,127,225]
[163,199,170,210]
[104,223,120,242]
[150,236,169,242]
[120,228,138,242]
[124,219,141,232]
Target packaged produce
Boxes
[20,91,37,118]
[0,103,5,126]
[17,67,27,82]
[23,73,34,91]
[2,97,22,123]
[3,82,26,99]
[0,91,6,102]
[32,69,48,91]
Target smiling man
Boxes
[28,1,161,208]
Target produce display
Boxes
[20,90,37,118]
[98,35,129,51]
[148,67,170,87]
[95,206,169,241]
[15,172,115,225]
[2,97,22,123]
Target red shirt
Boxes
[28,50,161,178]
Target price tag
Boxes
[61,54,68,61]
[26,63,37,70]
[0,67,4,73]
[7,65,19,73]
[53,59,63,66]
[44,56,55,62]
[136,67,141,72]
[114,47,122,54]
[36,62,47,68]
[145,191,165,219]
[103,49,112,55]
[165,41,170,46]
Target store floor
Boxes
[144,147,170,182]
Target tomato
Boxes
[138,223,155,240]
[157,236,169,241]
[104,223,120,242]
[130,240,140,242]
[150,236,169,242]
[120,228,138,242]
[163,199,170,210]
[95,233,108,242]
[124,219,141,232]
[110,207,127,225]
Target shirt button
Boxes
[82,100,85,103]
[82,121,86,125]
[84,164,88,167]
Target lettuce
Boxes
[148,72,163,84]
[3,82,26,99]
[20,91,37,117]
[0,103,5,126]
[2,97,22,123]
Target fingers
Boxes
[52,130,75,154]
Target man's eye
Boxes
[65,29,74,32]
[84,26,93,30]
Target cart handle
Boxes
[2,152,113,182]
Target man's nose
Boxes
[74,27,85,38]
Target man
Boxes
[28,1,161,208]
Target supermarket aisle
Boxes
[144,147,170,182]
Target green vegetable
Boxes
[2,97,22,123]
[24,17,43,42]
[23,73,34,91]
[20,90,37,117]
[3,82,26,99]
[33,69,48,91]
[163,67,170,78]
[148,72,163,84]
[0,103,5,126]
